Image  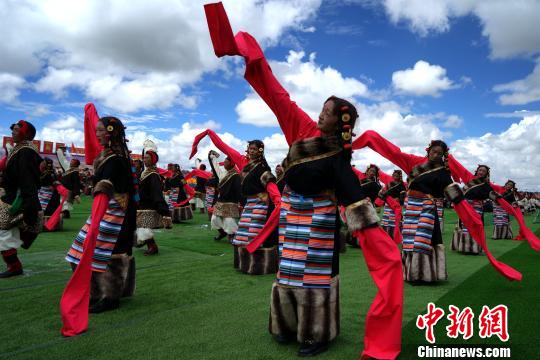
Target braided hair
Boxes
[365,164,380,181]
[99,116,140,205]
[247,139,271,171]
[474,164,490,180]
[325,96,358,160]
[426,140,449,169]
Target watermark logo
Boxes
[416,303,509,343]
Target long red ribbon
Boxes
[453,201,522,281]
[84,103,103,165]
[496,199,540,251]
[60,193,109,336]
[44,184,69,231]
[246,182,281,253]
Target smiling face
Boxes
[428,145,444,163]
[96,121,109,147]
[505,182,515,191]
[275,165,283,177]
[476,166,488,179]
[317,100,339,135]
[366,167,377,179]
[247,143,261,160]
[392,171,402,182]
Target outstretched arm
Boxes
[352,130,424,174]
[190,129,247,170]
[204,2,319,144]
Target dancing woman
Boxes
[451,165,493,254]
[493,180,517,239]
[379,170,406,239]
[168,164,193,222]
[135,141,171,255]
[0,120,42,278]
[191,131,280,275]
[205,4,402,358]
[38,158,61,224]
[64,116,137,317]
[208,150,242,242]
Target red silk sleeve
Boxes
[384,195,403,244]
[0,156,6,171]
[185,169,213,181]
[60,193,109,336]
[352,167,366,181]
[447,155,475,184]
[353,227,403,359]
[246,182,282,253]
[352,130,424,174]
[84,103,103,166]
[378,169,394,186]
[190,129,247,170]
[204,2,319,144]
[453,201,522,281]
[157,168,172,178]
[496,198,540,251]
[44,184,70,231]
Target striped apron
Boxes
[276,187,337,289]
[232,194,268,246]
[402,191,437,254]
[205,186,216,212]
[65,197,125,272]
[167,187,179,211]
[38,186,54,212]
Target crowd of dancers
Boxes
[1,3,539,359]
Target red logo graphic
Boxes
[416,302,445,344]
[479,305,509,342]
[446,305,474,340]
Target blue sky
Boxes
[1,1,540,189]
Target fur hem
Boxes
[345,199,379,231]
[489,191,501,202]
[236,245,278,275]
[402,244,447,282]
[444,183,464,204]
[93,179,114,198]
[260,170,276,188]
[269,276,340,343]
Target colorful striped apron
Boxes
[402,191,437,254]
[65,197,125,272]
[205,186,216,211]
[493,204,510,226]
[38,186,54,212]
[276,187,337,289]
[231,194,268,246]
[167,187,179,211]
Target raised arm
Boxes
[190,129,247,170]
[204,2,319,144]
[83,103,103,165]
[352,130,424,174]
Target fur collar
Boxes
[283,135,342,171]
[6,140,39,165]
[409,160,444,182]
[219,169,238,188]
[140,167,158,182]
[463,177,487,192]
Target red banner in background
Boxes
[43,141,54,154]
[32,140,41,152]
[3,136,13,147]
[56,142,66,151]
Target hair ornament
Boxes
[342,113,351,123]
[107,125,114,132]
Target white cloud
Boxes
[392,60,454,97]
[443,114,463,128]
[451,115,540,191]
[44,115,82,130]
[1,0,322,110]
[493,61,540,105]
[381,0,540,59]
[0,73,25,103]
[236,50,369,127]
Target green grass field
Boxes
[1,197,538,359]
